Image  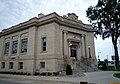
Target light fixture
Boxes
[69,42,72,46]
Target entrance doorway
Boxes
[70,45,77,61]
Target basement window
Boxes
[9,62,13,69]
[40,62,45,68]
[18,62,23,70]
[1,62,5,69]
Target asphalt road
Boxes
[0,77,35,84]
[0,79,23,84]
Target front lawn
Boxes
[107,66,120,71]
[113,73,120,78]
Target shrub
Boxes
[27,73,31,75]
[23,72,27,75]
[34,72,40,76]
[16,72,20,75]
[47,72,52,76]
[13,72,16,75]
[53,72,59,76]
[40,72,46,76]
[66,64,72,75]
[113,73,120,78]
[98,61,107,70]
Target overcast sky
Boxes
[0,0,119,61]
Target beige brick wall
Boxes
[0,27,36,73]
[0,22,96,73]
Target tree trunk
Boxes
[113,43,119,66]
[112,31,119,66]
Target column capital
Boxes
[63,30,68,33]
[81,34,85,37]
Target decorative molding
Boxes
[0,12,95,37]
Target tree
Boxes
[86,0,120,66]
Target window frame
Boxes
[20,38,28,54]
[1,62,5,69]
[41,37,47,52]
[18,62,23,70]
[4,42,10,56]
[12,40,18,55]
[9,62,13,69]
[40,62,45,69]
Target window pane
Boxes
[9,62,13,69]
[42,37,46,51]
[21,38,28,53]
[18,62,23,69]
[43,47,46,51]
[1,62,5,69]
[4,42,10,55]
[43,42,46,46]
[12,40,18,54]
[40,62,45,68]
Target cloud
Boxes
[95,36,114,61]
[0,0,98,30]
[0,0,115,61]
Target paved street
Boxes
[0,71,120,84]
[0,79,22,84]
[0,76,77,84]
[0,77,34,84]
[80,71,120,84]
[0,78,72,84]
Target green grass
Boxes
[107,66,120,71]
[113,73,120,78]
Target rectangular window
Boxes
[18,62,23,70]
[9,62,13,69]
[20,38,28,54]
[40,62,45,68]
[1,62,5,69]
[4,42,10,56]
[12,40,18,55]
[42,37,46,51]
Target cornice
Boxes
[0,12,95,37]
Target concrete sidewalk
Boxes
[0,71,120,84]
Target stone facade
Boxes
[0,12,97,74]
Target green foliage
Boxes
[40,72,46,76]
[47,72,52,76]
[53,72,59,76]
[34,72,40,76]
[98,61,107,70]
[86,0,120,35]
[107,66,120,71]
[0,71,59,76]
[86,0,120,66]
[113,73,120,78]
[0,71,31,75]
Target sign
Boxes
[111,56,115,60]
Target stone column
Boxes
[68,43,71,57]
[1,37,5,57]
[17,35,20,56]
[63,30,69,65]
[81,34,85,57]
[9,37,12,57]
[63,30,68,56]
[84,35,88,58]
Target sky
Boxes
[0,0,119,61]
